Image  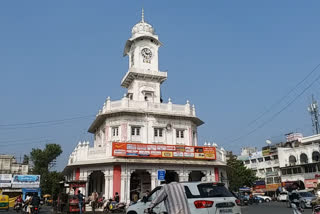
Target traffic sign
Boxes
[157,169,166,181]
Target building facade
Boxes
[278,134,320,189]
[64,11,227,203]
[0,155,28,175]
[238,147,281,192]
[240,133,320,191]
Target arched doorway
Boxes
[88,171,105,197]
[161,170,179,183]
[300,153,308,164]
[189,171,205,181]
[289,155,297,165]
[312,151,320,162]
[130,170,151,201]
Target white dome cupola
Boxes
[121,9,167,103]
[131,9,155,37]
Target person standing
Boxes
[145,174,191,214]
[77,190,84,214]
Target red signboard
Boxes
[112,142,216,160]
[305,179,318,188]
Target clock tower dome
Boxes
[122,9,167,103]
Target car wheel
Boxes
[127,211,138,214]
[265,199,270,203]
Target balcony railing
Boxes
[98,97,196,117]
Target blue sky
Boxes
[1,1,320,170]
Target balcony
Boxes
[100,98,196,117]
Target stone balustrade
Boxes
[97,97,196,117]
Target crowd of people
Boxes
[13,192,41,214]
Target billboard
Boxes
[112,142,216,160]
[12,175,40,188]
[0,174,12,188]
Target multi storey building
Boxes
[238,147,281,192]
[0,155,28,175]
[63,11,227,203]
[240,133,320,191]
[278,134,320,189]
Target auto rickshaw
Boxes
[0,194,9,211]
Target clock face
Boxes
[141,48,152,59]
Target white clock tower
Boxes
[122,9,167,103]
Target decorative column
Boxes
[109,169,113,199]
[126,170,134,204]
[120,170,126,202]
[150,170,158,190]
[104,169,110,199]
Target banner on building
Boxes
[112,142,216,160]
[0,174,12,188]
[286,133,303,142]
[12,175,40,188]
[266,183,281,191]
[305,179,318,189]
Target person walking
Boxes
[77,190,84,214]
[145,174,191,214]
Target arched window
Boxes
[300,153,308,164]
[289,155,297,165]
[312,151,320,162]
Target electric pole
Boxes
[308,95,320,134]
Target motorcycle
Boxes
[104,199,126,213]
[313,205,320,214]
[14,202,23,212]
[31,205,39,214]
[291,201,303,214]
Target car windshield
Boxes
[299,192,314,197]
[197,183,234,198]
[280,192,287,195]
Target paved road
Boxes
[241,202,313,214]
[5,206,52,214]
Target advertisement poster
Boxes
[0,174,12,188]
[12,175,40,188]
[305,179,318,188]
[112,142,216,160]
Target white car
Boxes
[255,195,272,202]
[277,192,288,202]
[127,182,242,214]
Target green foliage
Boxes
[23,155,29,165]
[29,144,63,196]
[227,155,258,192]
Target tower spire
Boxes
[141,8,144,23]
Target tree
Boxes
[30,144,63,196]
[227,154,258,192]
[23,154,29,165]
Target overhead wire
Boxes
[0,115,94,127]
[226,65,320,144]
[247,63,320,127]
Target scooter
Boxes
[104,199,126,213]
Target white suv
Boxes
[127,182,242,214]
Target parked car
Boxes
[255,195,272,202]
[127,182,242,214]
[277,192,288,202]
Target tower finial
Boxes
[141,8,144,22]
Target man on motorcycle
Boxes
[14,195,23,210]
[288,185,303,214]
[31,193,40,214]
